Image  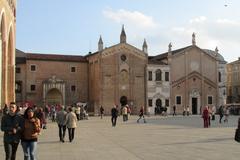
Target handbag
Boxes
[234,129,240,142]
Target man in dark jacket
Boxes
[111,105,118,127]
[1,102,24,160]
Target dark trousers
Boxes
[111,116,117,126]
[68,128,75,142]
[58,124,66,141]
[4,142,19,160]
[173,110,176,116]
[137,115,146,123]
[123,114,128,121]
[219,114,224,123]
[76,114,80,121]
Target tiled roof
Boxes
[16,49,88,63]
[26,53,87,62]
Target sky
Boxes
[16,0,240,62]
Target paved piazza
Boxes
[1,115,239,160]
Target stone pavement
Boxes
[0,115,239,160]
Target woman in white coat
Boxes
[65,107,77,142]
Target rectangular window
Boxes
[165,72,169,81]
[208,96,213,105]
[30,85,36,91]
[30,65,36,71]
[71,85,76,91]
[165,99,169,107]
[16,67,21,73]
[71,67,76,72]
[148,71,152,81]
[218,72,221,82]
[148,99,153,107]
[176,96,181,105]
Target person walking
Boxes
[21,107,41,160]
[219,105,224,123]
[35,107,46,129]
[173,105,176,116]
[65,107,77,142]
[75,105,80,121]
[224,106,230,123]
[111,105,118,127]
[183,106,186,116]
[1,102,24,160]
[202,106,209,128]
[100,106,104,119]
[137,106,146,123]
[122,105,128,122]
[211,106,216,121]
[186,106,190,116]
[56,106,67,143]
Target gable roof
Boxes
[85,42,146,58]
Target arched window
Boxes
[218,72,222,82]
[155,69,162,81]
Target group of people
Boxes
[1,102,80,160]
[108,105,146,127]
[56,106,78,143]
[202,105,230,128]
[1,102,41,160]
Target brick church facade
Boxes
[16,27,227,115]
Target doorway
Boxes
[192,98,198,115]
[120,96,128,106]
[46,88,63,105]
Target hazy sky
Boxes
[16,0,240,62]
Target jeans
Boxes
[21,141,37,160]
[58,125,66,141]
[111,116,117,126]
[4,142,19,160]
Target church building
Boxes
[16,27,227,115]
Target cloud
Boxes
[102,10,239,62]
[216,19,240,26]
[103,8,158,29]
[189,16,207,24]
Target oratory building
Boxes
[16,27,227,115]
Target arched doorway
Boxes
[155,98,162,114]
[156,99,162,107]
[120,96,128,106]
[46,88,63,105]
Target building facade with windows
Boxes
[15,49,88,106]
[0,0,16,107]
[147,33,227,115]
[227,58,240,103]
[16,28,227,115]
[147,57,170,114]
